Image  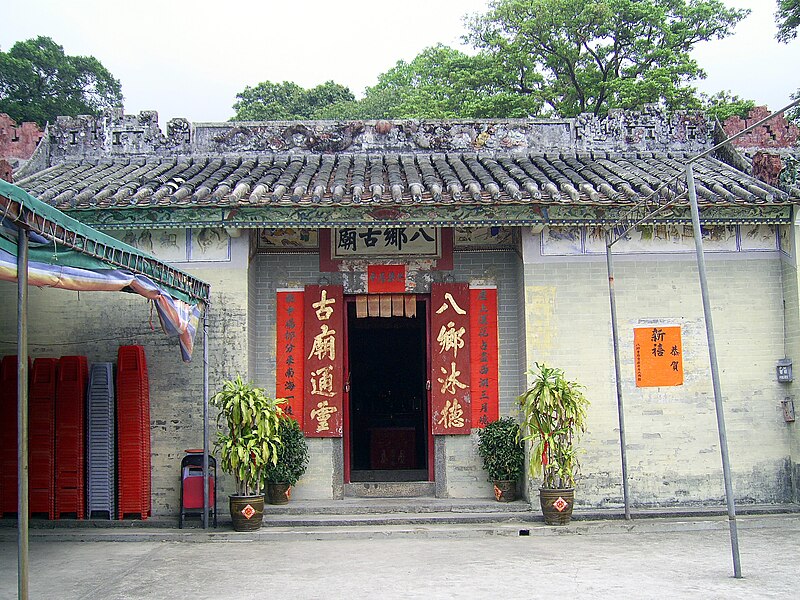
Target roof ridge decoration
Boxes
[43,106,713,164]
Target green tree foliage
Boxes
[361,44,543,119]
[776,0,800,43]
[232,80,355,120]
[701,90,755,122]
[466,0,749,117]
[0,36,122,126]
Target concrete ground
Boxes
[1,514,799,599]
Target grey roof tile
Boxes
[14,150,791,213]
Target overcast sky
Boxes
[2,0,798,125]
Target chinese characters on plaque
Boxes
[276,290,305,428]
[470,288,499,428]
[431,283,471,434]
[634,326,683,387]
[303,286,344,436]
[332,227,440,259]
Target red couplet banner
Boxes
[303,285,344,437]
[469,287,499,428]
[431,282,471,435]
[276,290,305,428]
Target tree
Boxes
[776,0,800,43]
[701,90,755,122]
[0,36,122,126]
[466,0,749,117]
[232,80,355,120]
[361,44,543,119]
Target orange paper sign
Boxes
[634,326,683,387]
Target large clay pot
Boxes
[539,488,574,525]
[267,483,292,505]
[229,495,264,531]
[493,480,517,502]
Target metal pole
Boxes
[606,234,632,520]
[17,228,29,600]
[686,164,742,578]
[202,306,209,529]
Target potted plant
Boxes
[477,416,525,502]
[517,363,589,525]
[264,417,309,505]
[211,375,284,531]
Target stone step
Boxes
[343,481,436,498]
[266,497,532,516]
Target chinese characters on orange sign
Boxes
[276,290,304,428]
[431,283,471,434]
[634,326,683,387]
[303,286,344,436]
[470,288,499,428]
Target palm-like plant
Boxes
[211,375,284,496]
[517,363,589,489]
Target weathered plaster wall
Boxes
[780,212,800,502]
[520,228,793,507]
[0,234,251,517]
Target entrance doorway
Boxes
[345,298,430,482]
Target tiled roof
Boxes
[14,151,793,212]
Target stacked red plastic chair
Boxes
[55,356,88,519]
[0,356,20,516]
[116,345,151,520]
[29,358,57,519]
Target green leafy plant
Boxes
[264,418,310,486]
[517,363,589,489]
[211,375,284,496]
[477,416,525,482]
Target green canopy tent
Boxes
[0,179,211,599]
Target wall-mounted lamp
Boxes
[776,358,793,383]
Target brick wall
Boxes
[521,228,794,507]
[723,106,800,149]
[0,114,43,161]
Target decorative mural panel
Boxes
[303,285,344,437]
[585,224,738,254]
[470,287,499,428]
[258,228,318,250]
[84,204,792,230]
[111,228,188,262]
[431,283,471,435]
[276,290,305,428]
[454,227,514,247]
[188,228,231,262]
[740,224,778,251]
[540,226,583,255]
[779,225,792,256]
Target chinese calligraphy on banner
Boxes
[276,290,305,428]
[634,326,683,387]
[431,283,471,434]
[470,288,499,428]
[303,285,344,436]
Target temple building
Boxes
[2,107,799,516]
